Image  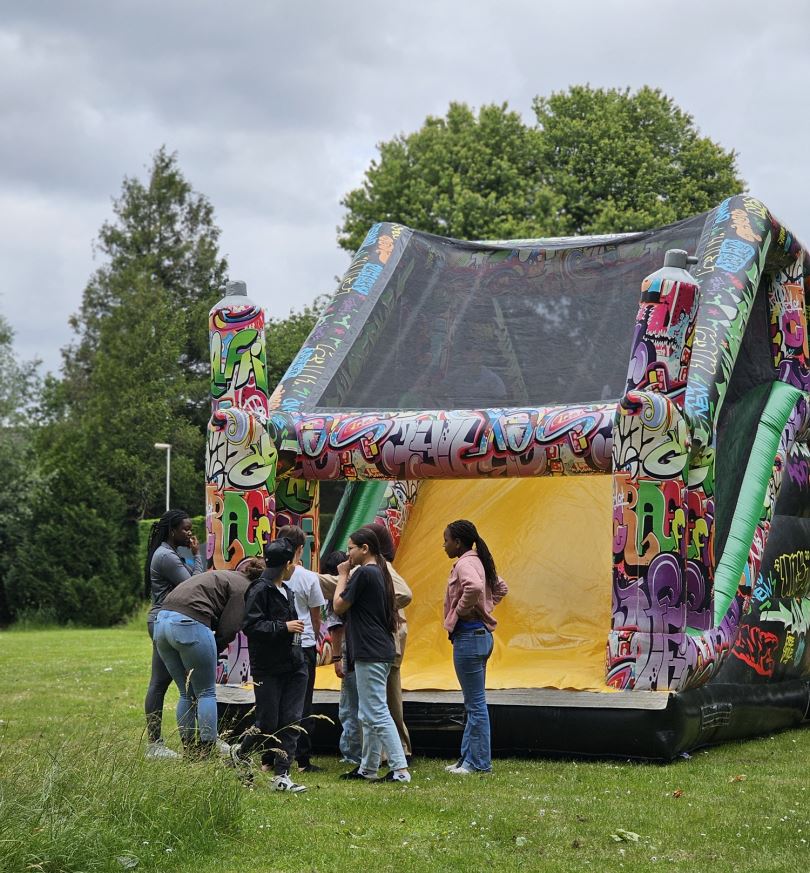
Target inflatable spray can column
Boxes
[624,248,700,406]
[608,250,702,689]
[206,280,276,569]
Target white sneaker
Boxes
[216,738,232,757]
[271,773,307,793]
[444,760,463,772]
[145,740,181,760]
[449,764,475,775]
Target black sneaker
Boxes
[297,762,324,773]
[339,767,379,781]
[379,770,411,783]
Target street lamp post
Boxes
[154,443,172,512]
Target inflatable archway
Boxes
[206,195,810,759]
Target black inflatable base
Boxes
[312,681,810,762]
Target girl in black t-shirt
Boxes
[332,527,411,783]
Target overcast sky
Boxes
[2,0,808,374]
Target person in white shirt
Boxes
[276,524,326,772]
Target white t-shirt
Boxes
[287,565,326,648]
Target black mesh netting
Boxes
[314,214,707,410]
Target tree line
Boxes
[0,85,744,626]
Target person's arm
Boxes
[306,576,325,639]
[329,623,346,678]
[332,561,356,615]
[190,548,205,576]
[215,587,248,652]
[492,576,509,605]
[454,558,485,618]
[153,549,193,588]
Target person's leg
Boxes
[338,670,362,763]
[295,646,317,767]
[274,662,309,775]
[145,619,174,743]
[356,661,407,773]
[452,630,493,771]
[153,615,197,745]
[386,660,411,757]
[175,623,219,747]
[237,670,281,768]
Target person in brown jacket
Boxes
[320,523,413,759]
[153,560,263,757]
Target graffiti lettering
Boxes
[731,625,779,676]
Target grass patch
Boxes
[1,624,810,871]
[0,730,242,872]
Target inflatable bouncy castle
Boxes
[207,194,810,759]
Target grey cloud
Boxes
[1,0,809,374]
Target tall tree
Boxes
[5,149,228,625]
[0,315,40,623]
[532,85,744,234]
[339,87,744,251]
[339,102,563,252]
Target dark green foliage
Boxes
[339,102,562,252]
[4,499,141,626]
[0,315,40,624]
[532,85,745,234]
[6,149,228,626]
[339,86,744,251]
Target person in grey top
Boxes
[143,510,204,758]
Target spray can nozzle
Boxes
[663,249,698,269]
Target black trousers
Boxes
[238,662,308,774]
[145,618,172,743]
[295,646,318,764]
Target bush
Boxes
[4,504,141,627]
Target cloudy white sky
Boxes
[2,0,808,373]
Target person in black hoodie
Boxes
[230,537,309,793]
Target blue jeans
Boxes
[338,670,362,764]
[154,610,218,745]
[355,661,407,772]
[452,629,494,771]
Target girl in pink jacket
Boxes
[442,519,508,775]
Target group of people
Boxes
[143,510,508,791]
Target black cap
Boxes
[263,537,296,567]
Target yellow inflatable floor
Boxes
[317,475,613,693]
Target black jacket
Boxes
[242,571,304,675]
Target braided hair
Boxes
[143,509,191,597]
[446,519,498,590]
[348,526,399,634]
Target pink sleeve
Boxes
[492,576,508,605]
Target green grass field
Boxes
[2,617,809,872]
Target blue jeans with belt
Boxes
[452,628,494,772]
[154,610,218,746]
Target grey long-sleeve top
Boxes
[148,542,205,620]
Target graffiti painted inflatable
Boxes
[207,195,810,759]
